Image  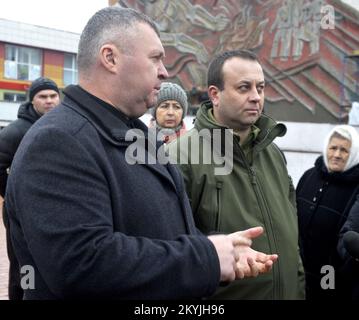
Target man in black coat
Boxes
[0,77,60,300]
[5,7,277,299]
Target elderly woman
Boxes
[296,125,359,300]
[150,82,188,143]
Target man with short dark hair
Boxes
[169,49,305,299]
[0,76,60,300]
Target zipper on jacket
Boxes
[248,166,257,186]
[215,181,223,230]
[236,140,281,298]
[249,165,281,299]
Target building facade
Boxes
[0,18,79,127]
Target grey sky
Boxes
[0,0,108,33]
[0,0,358,34]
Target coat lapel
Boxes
[63,85,179,195]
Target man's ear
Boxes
[99,44,118,73]
[208,85,220,107]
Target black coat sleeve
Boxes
[337,197,359,260]
[0,122,28,197]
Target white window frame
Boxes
[3,92,27,102]
[4,44,42,81]
[63,53,78,86]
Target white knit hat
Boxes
[323,125,359,172]
[151,82,188,120]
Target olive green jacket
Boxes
[168,102,305,300]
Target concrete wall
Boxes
[0,101,20,127]
[265,100,343,124]
[275,122,359,186]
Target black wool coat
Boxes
[337,198,359,299]
[296,156,359,299]
[0,102,40,197]
[5,85,220,300]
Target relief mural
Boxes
[117,0,271,90]
[112,0,359,122]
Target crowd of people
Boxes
[0,6,358,300]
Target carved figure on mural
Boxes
[270,0,323,61]
[116,0,269,88]
[309,0,324,55]
[117,0,232,86]
[120,0,229,64]
[270,0,292,61]
[292,0,304,60]
[216,4,269,54]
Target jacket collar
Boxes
[63,85,181,193]
[194,101,286,150]
[63,85,148,146]
[17,101,41,124]
[315,156,359,183]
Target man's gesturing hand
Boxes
[208,227,278,283]
[229,227,278,279]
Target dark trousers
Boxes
[2,203,23,300]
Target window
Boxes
[4,45,42,81]
[3,92,27,102]
[63,53,78,86]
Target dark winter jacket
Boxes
[168,101,305,300]
[296,156,359,299]
[337,198,359,299]
[5,85,220,300]
[0,102,40,197]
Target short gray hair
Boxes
[77,6,159,74]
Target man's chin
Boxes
[147,97,157,110]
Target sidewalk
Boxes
[0,199,9,300]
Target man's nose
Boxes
[249,88,261,102]
[159,61,169,80]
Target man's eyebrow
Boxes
[38,93,57,98]
[238,79,265,83]
[151,50,165,58]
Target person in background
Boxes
[168,49,305,300]
[337,188,359,300]
[149,82,188,143]
[297,125,359,300]
[0,77,60,300]
[4,7,277,299]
